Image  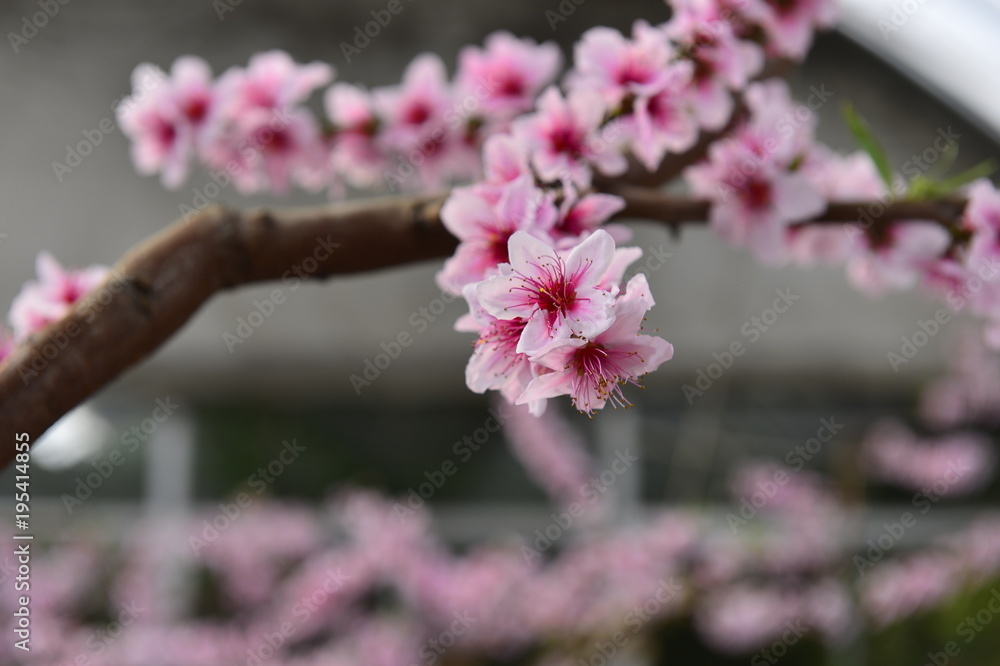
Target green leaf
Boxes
[934,158,998,194]
[924,141,959,181]
[907,176,937,200]
[841,102,895,190]
[905,159,998,200]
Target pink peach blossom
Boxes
[512,87,626,187]
[846,222,951,296]
[665,0,765,130]
[203,52,333,193]
[481,133,532,185]
[862,419,996,495]
[0,327,13,365]
[456,31,562,118]
[476,230,618,356]
[789,149,886,267]
[116,63,188,188]
[436,175,558,294]
[686,139,825,264]
[753,0,839,60]
[374,54,452,149]
[518,274,673,414]
[458,283,537,407]
[552,191,628,244]
[502,400,599,508]
[919,329,1000,428]
[325,83,385,189]
[571,21,677,106]
[629,61,700,170]
[685,80,826,264]
[215,50,333,114]
[861,551,963,628]
[9,252,109,340]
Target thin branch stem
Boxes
[0,186,969,468]
[610,185,968,229]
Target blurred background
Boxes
[2,0,1000,664]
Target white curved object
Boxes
[837,0,1000,142]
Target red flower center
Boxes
[743,179,774,211]
[264,128,291,154]
[184,97,209,124]
[497,71,525,97]
[549,127,585,158]
[405,102,432,126]
[157,120,177,147]
[615,57,652,87]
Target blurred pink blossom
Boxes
[861,551,963,628]
[8,252,109,340]
[501,399,599,510]
[862,419,996,496]
[456,31,562,119]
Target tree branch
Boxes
[609,185,969,230]
[0,193,454,464]
[0,187,969,468]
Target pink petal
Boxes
[476,271,533,320]
[517,367,575,405]
[564,229,615,287]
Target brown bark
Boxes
[0,194,453,462]
[0,188,968,468]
